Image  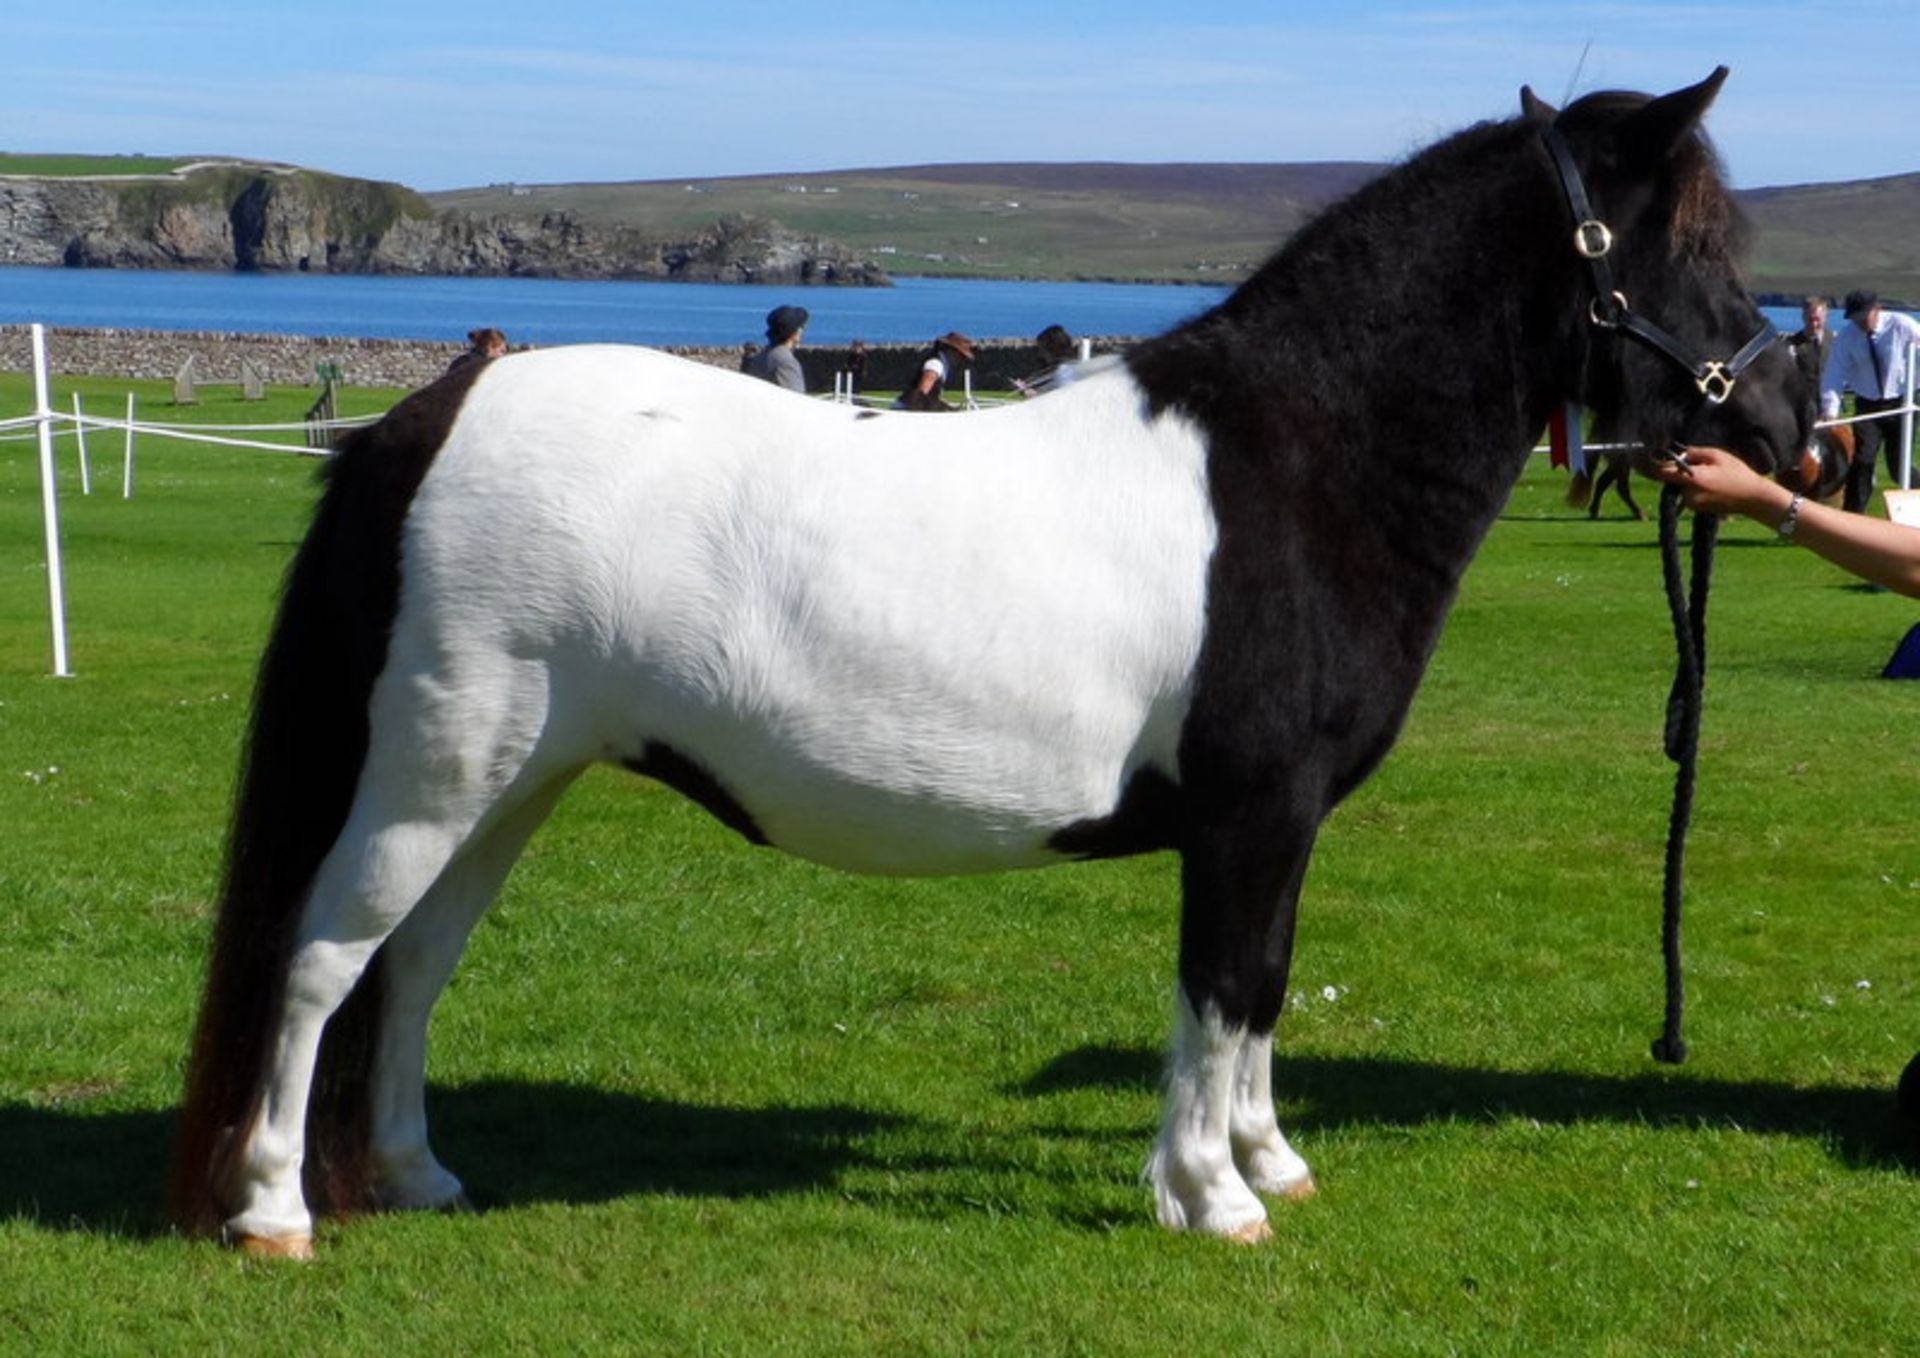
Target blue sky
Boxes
[4,2,1911,191]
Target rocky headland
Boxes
[0,163,888,285]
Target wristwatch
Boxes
[1776,493,1805,540]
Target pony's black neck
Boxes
[1127,114,1583,587]
[1137,115,1575,467]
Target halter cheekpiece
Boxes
[1541,123,1777,408]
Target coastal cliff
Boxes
[0,164,889,285]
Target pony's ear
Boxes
[1620,66,1729,163]
[1520,85,1558,126]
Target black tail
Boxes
[170,364,488,1233]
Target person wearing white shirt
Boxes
[1821,289,1920,512]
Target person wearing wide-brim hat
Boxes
[1822,289,1920,512]
[898,331,977,412]
[746,305,810,393]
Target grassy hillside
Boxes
[431,162,1920,299]
[1740,172,1920,304]
[428,162,1380,284]
[1,153,229,178]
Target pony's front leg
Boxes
[1229,1030,1315,1199]
[1146,997,1271,1240]
[1147,810,1315,1241]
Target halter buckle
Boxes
[1574,219,1614,259]
[1695,362,1735,405]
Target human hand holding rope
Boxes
[1654,445,1920,597]
[1650,445,1796,523]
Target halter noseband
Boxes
[1541,123,1777,408]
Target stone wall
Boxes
[0,324,1129,396]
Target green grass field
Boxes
[3,373,1919,1353]
[0,154,197,179]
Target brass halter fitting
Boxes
[1573,219,1614,260]
[1694,362,1735,405]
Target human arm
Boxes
[1652,445,1920,597]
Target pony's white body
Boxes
[224,345,1304,1250]
[400,345,1216,874]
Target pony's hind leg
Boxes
[221,815,481,1251]
[220,672,558,1253]
[368,773,577,1212]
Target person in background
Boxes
[897,332,975,411]
[846,338,868,396]
[746,305,809,392]
[1653,444,1920,596]
[447,327,507,373]
[1014,324,1079,396]
[1787,296,1832,390]
[1823,290,1920,512]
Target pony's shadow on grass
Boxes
[0,1105,175,1239]
[1015,1045,1920,1171]
[0,1083,903,1239]
[12,1055,1909,1242]
[433,1081,902,1211]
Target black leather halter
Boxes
[1541,123,1777,408]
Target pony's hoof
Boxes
[234,1232,315,1261]
[1222,1218,1274,1245]
[442,1192,478,1215]
[1271,1174,1317,1202]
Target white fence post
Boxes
[123,392,137,498]
[31,324,73,677]
[1902,347,1916,492]
[72,392,92,495]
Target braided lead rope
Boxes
[1652,484,1717,1064]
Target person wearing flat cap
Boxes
[1822,290,1920,512]
[897,331,976,412]
[746,305,810,392]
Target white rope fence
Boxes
[13,323,388,676]
[0,406,380,453]
[824,366,1017,410]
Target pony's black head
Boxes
[1524,68,1812,478]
